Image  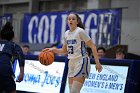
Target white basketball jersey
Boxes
[63,27,91,59]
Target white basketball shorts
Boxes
[68,56,91,78]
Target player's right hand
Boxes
[16,72,24,82]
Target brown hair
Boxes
[116,48,125,55]
[0,22,14,41]
[69,13,85,29]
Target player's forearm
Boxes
[52,48,66,54]
[91,46,100,64]
[86,40,100,64]
[19,66,24,75]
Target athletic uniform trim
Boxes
[86,57,89,76]
[74,58,85,77]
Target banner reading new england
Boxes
[22,9,122,46]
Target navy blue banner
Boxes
[22,9,122,46]
[0,13,12,29]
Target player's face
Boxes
[67,14,78,29]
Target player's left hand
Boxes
[95,63,102,72]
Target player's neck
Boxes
[70,26,77,32]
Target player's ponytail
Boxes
[2,22,13,31]
[75,14,85,29]
[0,22,14,41]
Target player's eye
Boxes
[72,18,76,20]
[68,18,72,21]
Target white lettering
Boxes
[50,15,57,43]
[0,44,5,51]
[91,29,98,43]
[98,13,112,45]
[85,13,97,34]
[61,14,67,43]
[28,16,38,43]
[38,15,49,43]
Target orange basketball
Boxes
[38,50,54,66]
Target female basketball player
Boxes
[0,22,25,93]
[47,13,102,93]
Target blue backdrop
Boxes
[0,13,12,29]
[22,9,122,46]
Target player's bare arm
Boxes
[86,39,102,72]
[48,44,67,54]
